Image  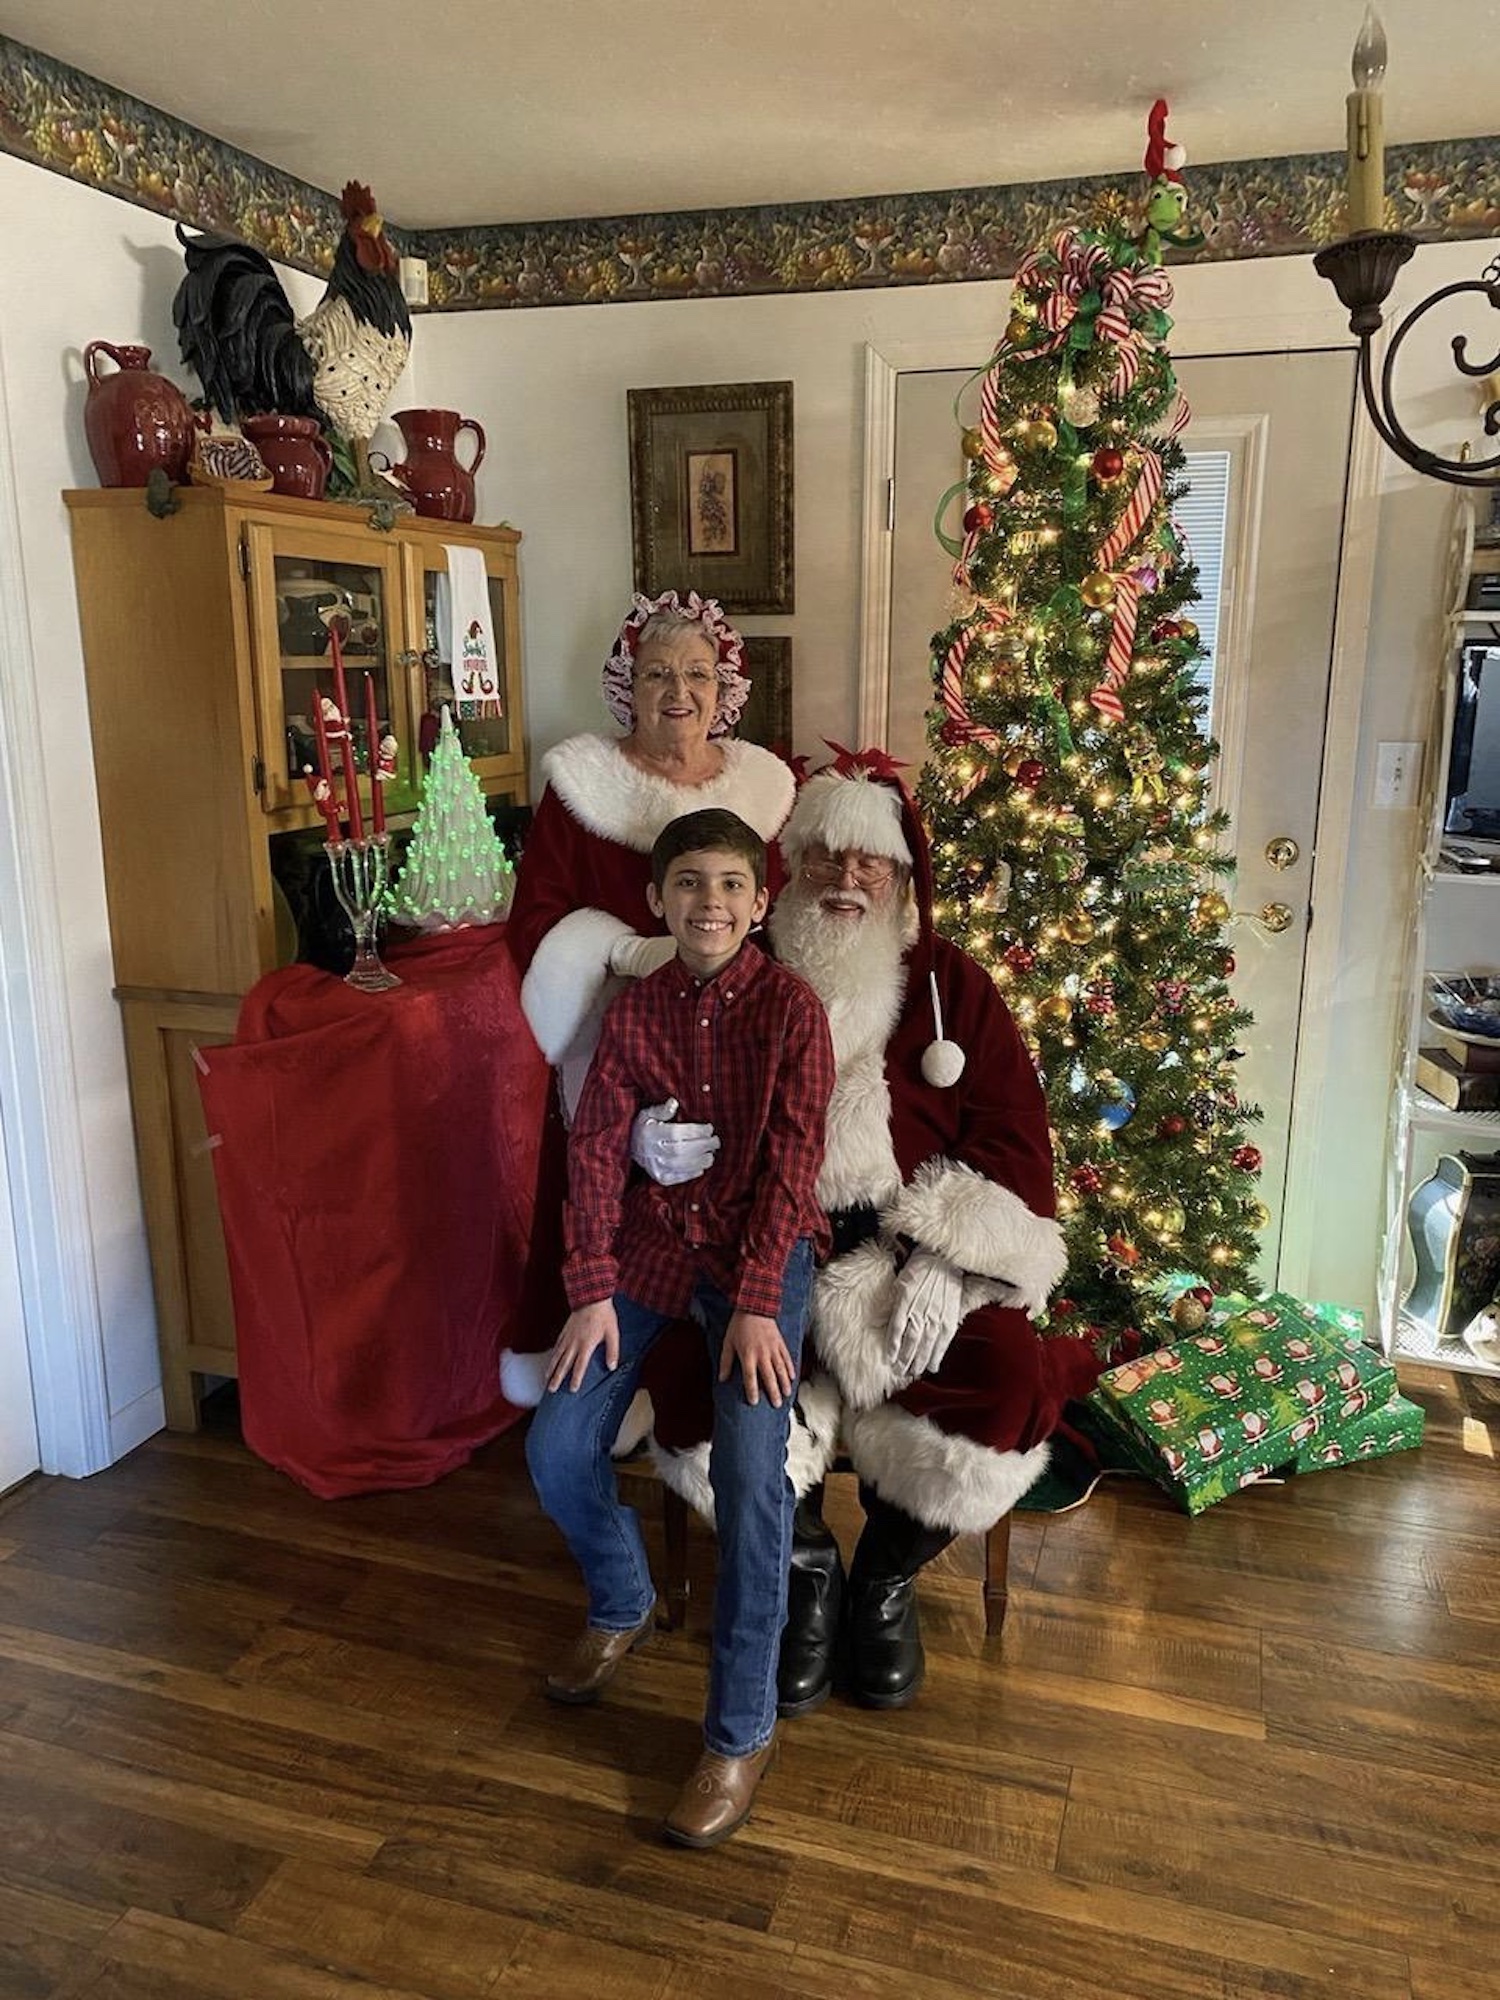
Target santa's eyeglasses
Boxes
[800,848,900,888]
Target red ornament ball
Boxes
[1003,943,1036,973]
[1232,1145,1263,1173]
[1013,758,1046,790]
[1071,1164,1104,1194]
[1158,1114,1188,1138]
[1151,618,1184,641]
[1091,446,1126,481]
[1189,1285,1215,1307]
[1051,1297,1078,1318]
[962,502,994,533]
[1222,952,1237,977]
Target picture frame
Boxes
[628,382,794,614]
[736,637,793,753]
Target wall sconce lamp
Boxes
[1313,7,1500,487]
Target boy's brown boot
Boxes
[663,1734,777,1848]
[544,1612,654,1704]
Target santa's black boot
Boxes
[846,1486,956,1710]
[777,1485,845,1718]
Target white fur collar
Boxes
[542,733,794,853]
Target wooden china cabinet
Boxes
[64,486,527,1427]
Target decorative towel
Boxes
[436,544,504,718]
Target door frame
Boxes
[0,328,112,1478]
[857,309,1387,1298]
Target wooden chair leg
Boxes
[982,1511,1012,1637]
[660,1483,690,1631]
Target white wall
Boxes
[0,142,1490,1452]
[0,152,419,1463]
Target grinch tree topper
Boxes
[386,707,514,932]
[917,98,1262,1345]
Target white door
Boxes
[0,1106,41,1493]
[888,349,1357,1283]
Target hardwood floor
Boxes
[1,1366,1497,2000]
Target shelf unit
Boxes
[65,487,527,1427]
[1376,497,1500,1378]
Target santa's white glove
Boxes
[889,1249,967,1381]
[630,1098,720,1187]
[608,932,679,980]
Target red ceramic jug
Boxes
[82,341,199,487]
[241,414,333,501]
[385,408,487,522]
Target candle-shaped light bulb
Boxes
[1345,7,1388,232]
[1351,6,1387,89]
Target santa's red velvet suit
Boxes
[650,757,1102,1713]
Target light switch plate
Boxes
[1373,740,1422,808]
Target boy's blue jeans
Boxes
[526,1239,814,1759]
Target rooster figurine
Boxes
[173,182,412,498]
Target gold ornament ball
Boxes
[1172,1295,1208,1332]
[1137,1028,1170,1053]
[961,426,985,460]
[1059,911,1096,944]
[1038,994,1074,1027]
[1006,312,1031,345]
[1196,892,1232,927]
[1246,1198,1272,1230]
[1080,571,1117,610]
[1178,618,1200,642]
[1025,417,1059,452]
[1160,1199,1186,1234]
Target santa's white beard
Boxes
[769,881,909,1066]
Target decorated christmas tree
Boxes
[917,103,1263,1345]
[386,706,514,930]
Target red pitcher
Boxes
[82,341,199,487]
[241,414,333,501]
[384,408,487,522]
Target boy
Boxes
[525,807,833,1848]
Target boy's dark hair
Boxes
[650,808,767,891]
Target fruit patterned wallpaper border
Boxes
[3,33,1499,310]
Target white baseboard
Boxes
[107,1387,166,1468]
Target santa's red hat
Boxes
[781,744,965,1086]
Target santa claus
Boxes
[648,750,1103,1715]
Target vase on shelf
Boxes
[379,408,486,522]
[241,414,333,500]
[82,341,200,488]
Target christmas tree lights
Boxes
[386,706,514,932]
[918,117,1262,1345]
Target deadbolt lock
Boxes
[1265,837,1300,871]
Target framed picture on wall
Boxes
[736,637,793,754]
[628,382,794,614]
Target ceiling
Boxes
[2,0,1497,228]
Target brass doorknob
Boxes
[1265,837,1300,871]
[1256,901,1296,934]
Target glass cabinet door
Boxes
[404,542,526,790]
[243,522,416,820]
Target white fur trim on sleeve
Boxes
[844,1402,1051,1536]
[883,1159,1066,1316]
[518,906,631,1064]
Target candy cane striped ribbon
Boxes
[1097,447,1162,571]
[1090,575,1141,721]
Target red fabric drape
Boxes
[196,924,548,1498]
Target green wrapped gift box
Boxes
[1288,1391,1425,1476]
[1087,1294,1412,1516]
